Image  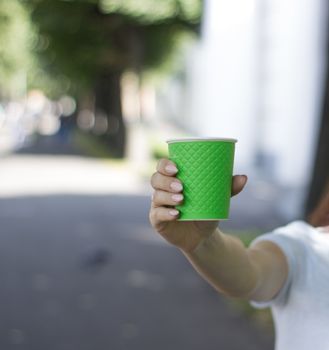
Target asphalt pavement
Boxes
[0,135,276,350]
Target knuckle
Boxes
[152,190,159,203]
[150,172,158,187]
[153,172,169,190]
[149,207,158,222]
[149,209,155,223]
[152,208,160,222]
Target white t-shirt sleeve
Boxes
[248,221,309,309]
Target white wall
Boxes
[183,0,327,188]
[260,0,327,187]
[184,0,258,172]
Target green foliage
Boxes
[0,0,35,94]
[143,26,196,80]
[99,0,201,24]
[27,1,109,97]
[0,0,202,98]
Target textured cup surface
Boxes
[166,138,237,221]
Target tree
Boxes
[27,0,202,157]
[0,1,35,98]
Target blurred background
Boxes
[0,0,328,349]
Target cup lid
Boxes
[166,137,238,143]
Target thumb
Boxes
[231,175,248,197]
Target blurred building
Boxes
[161,0,328,219]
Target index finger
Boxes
[156,158,178,176]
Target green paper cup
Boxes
[166,137,237,221]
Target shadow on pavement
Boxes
[15,134,83,157]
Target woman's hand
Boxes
[149,158,248,253]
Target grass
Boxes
[227,294,274,334]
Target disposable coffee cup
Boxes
[166,137,237,221]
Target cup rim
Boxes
[166,137,238,144]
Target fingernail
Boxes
[169,209,179,216]
[172,194,183,202]
[165,165,178,174]
[170,182,183,191]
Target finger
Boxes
[150,206,180,225]
[156,158,178,176]
[231,175,248,197]
[150,172,183,193]
[152,190,184,208]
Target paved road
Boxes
[0,147,276,349]
[0,193,274,350]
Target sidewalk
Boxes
[0,154,146,198]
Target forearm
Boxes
[181,227,259,299]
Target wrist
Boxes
[181,227,225,257]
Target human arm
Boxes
[182,228,288,300]
[149,158,289,301]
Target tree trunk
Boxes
[304,67,329,217]
[94,71,126,158]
